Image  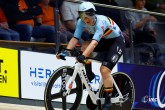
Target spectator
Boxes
[0,7,20,41]
[61,0,92,41]
[49,0,64,8]
[145,0,165,22]
[33,0,73,43]
[146,0,165,13]
[124,0,158,45]
[94,0,129,46]
[3,0,42,41]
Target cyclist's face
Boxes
[79,12,95,26]
[83,16,95,26]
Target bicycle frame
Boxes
[63,62,126,105]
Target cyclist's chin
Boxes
[85,22,93,26]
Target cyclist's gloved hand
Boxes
[76,55,86,63]
[70,48,82,57]
[56,51,69,60]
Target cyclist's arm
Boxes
[67,20,84,50]
[82,24,103,57]
[82,40,98,57]
[67,37,79,49]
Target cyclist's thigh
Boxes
[102,36,125,70]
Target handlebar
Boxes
[58,46,103,63]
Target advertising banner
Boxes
[20,51,75,100]
[0,48,19,98]
[118,63,165,109]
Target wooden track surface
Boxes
[0,103,61,110]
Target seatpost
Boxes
[54,0,60,54]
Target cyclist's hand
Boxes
[70,48,82,57]
[56,51,69,60]
[76,55,86,64]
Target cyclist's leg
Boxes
[94,36,125,109]
[100,65,113,110]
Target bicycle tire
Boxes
[99,72,135,110]
[44,66,83,110]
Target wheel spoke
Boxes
[69,87,79,94]
[51,92,63,99]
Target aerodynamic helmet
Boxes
[78,2,96,20]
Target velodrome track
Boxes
[0,102,141,110]
[0,103,62,110]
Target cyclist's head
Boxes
[78,2,96,25]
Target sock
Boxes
[104,87,113,94]
[85,61,95,82]
[103,87,113,108]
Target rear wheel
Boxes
[99,72,135,110]
[44,66,83,110]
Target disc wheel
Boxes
[44,66,83,110]
[99,72,135,110]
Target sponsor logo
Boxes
[117,46,122,55]
[141,95,157,103]
[101,26,104,32]
[0,60,7,83]
[111,54,118,63]
[0,48,19,97]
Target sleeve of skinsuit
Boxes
[73,19,85,40]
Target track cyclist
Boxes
[57,1,125,110]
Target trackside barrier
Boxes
[118,63,165,109]
[1,47,164,109]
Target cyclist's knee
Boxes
[102,61,115,70]
[100,66,111,79]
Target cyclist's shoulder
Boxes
[95,15,111,24]
[76,19,86,27]
[95,15,110,28]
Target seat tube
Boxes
[111,75,123,97]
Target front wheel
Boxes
[44,66,83,110]
[99,72,135,110]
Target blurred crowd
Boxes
[0,0,165,65]
[0,0,164,43]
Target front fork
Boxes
[61,68,67,96]
[61,63,81,96]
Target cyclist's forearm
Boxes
[67,37,78,49]
[83,40,98,57]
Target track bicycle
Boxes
[44,47,135,110]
